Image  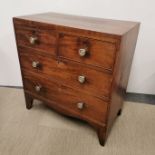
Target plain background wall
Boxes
[0,0,155,95]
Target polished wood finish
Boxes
[13,12,138,36]
[23,73,108,124]
[58,34,116,71]
[13,12,140,146]
[24,92,33,109]
[106,25,140,135]
[15,27,58,55]
[18,47,112,100]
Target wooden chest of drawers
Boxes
[13,12,140,146]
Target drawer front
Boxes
[15,27,57,55]
[58,34,116,71]
[23,74,108,123]
[19,47,112,99]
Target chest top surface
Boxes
[14,12,139,36]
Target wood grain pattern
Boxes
[14,12,138,36]
[58,34,116,71]
[13,17,120,43]
[13,12,140,146]
[15,27,58,56]
[23,73,108,124]
[18,46,112,100]
[106,24,140,138]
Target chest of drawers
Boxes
[13,12,140,146]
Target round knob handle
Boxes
[79,48,87,57]
[29,36,38,45]
[77,102,84,110]
[78,75,86,84]
[32,61,40,68]
[35,85,42,92]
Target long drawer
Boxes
[23,73,108,123]
[19,47,112,100]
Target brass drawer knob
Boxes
[35,85,42,92]
[32,61,40,68]
[78,75,86,84]
[29,36,38,45]
[77,102,85,110]
[79,48,87,57]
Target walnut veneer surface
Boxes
[13,12,140,146]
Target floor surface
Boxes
[0,87,155,155]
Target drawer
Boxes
[23,74,108,123]
[19,47,112,100]
[58,34,116,71]
[15,27,58,56]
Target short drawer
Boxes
[58,34,116,71]
[23,74,108,123]
[19,47,112,100]
[15,26,57,56]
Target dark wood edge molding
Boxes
[0,85,154,105]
